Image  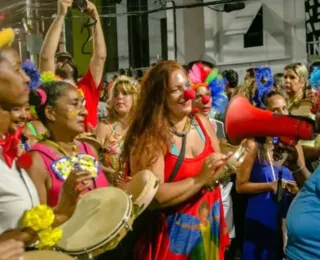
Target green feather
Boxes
[205,70,218,84]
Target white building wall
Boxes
[201,0,307,82]
[148,9,166,64]
[114,0,306,81]
[116,0,130,69]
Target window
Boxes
[161,18,168,60]
[244,6,263,48]
[127,0,150,68]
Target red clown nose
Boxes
[184,89,196,100]
[202,95,210,104]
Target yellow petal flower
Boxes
[36,227,63,249]
[22,205,55,231]
[40,71,57,83]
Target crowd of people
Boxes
[1,0,320,260]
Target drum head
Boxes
[23,250,73,260]
[57,187,131,253]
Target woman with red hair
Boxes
[121,61,229,260]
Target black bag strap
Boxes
[168,135,187,183]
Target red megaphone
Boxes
[225,95,314,145]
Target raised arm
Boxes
[39,0,71,73]
[86,1,107,87]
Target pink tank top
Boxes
[29,142,109,207]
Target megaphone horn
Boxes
[225,95,314,145]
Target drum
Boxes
[289,99,313,118]
[24,250,73,260]
[56,187,134,258]
[75,133,102,153]
[123,170,160,216]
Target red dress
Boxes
[134,117,229,260]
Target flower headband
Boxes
[40,71,60,83]
[112,75,140,89]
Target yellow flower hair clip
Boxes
[40,71,60,83]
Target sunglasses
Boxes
[56,56,73,64]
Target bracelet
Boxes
[291,165,305,173]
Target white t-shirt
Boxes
[209,118,235,238]
[220,181,235,238]
[0,155,39,234]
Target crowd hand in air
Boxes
[196,153,228,186]
[55,170,93,218]
[85,0,99,20]
[0,240,24,260]
[57,0,72,17]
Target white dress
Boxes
[0,153,39,234]
[210,118,236,239]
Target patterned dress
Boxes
[133,117,229,260]
[102,122,124,185]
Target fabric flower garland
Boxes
[21,204,62,249]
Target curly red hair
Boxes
[121,60,185,171]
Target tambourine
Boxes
[219,139,239,154]
[207,145,249,191]
[282,180,299,195]
[75,132,103,153]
